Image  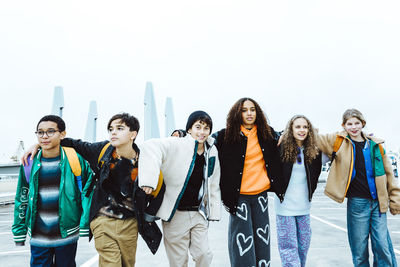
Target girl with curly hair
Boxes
[274,115,322,267]
[213,98,281,267]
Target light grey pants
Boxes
[228,190,270,267]
[162,210,212,267]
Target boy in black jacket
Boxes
[23,113,163,266]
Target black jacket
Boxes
[274,147,322,202]
[61,138,133,223]
[213,128,282,215]
[134,185,163,255]
[60,138,163,254]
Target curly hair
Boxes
[224,98,273,144]
[280,115,319,164]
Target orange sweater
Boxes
[240,125,271,195]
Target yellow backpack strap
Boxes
[151,171,164,197]
[333,136,344,153]
[378,144,385,157]
[98,142,111,164]
[63,147,81,177]
[331,136,344,162]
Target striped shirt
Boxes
[30,156,78,247]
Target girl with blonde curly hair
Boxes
[274,115,323,267]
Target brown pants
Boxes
[90,216,138,267]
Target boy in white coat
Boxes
[139,111,221,267]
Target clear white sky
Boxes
[1,0,399,162]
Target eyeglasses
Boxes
[35,129,60,138]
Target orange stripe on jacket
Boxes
[240,125,271,195]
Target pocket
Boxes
[90,216,102,235]
[348,198,368,214]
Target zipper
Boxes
[167,141,199,222]
[342,136,355,202]
[200,143,212,219]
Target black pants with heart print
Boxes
[228,190,270,267]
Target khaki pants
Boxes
[90,216,138,267]
[162,210,212,267]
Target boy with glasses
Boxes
[22,113,162,267]
[12,115,93,267]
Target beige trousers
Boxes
[90,216,138,267]
[162,210,213,267]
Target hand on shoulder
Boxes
[21,144,40,166]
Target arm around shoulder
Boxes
[138,138,172,190]
[316,132,338,156]
[61,138,109,168]
[211,129,225,151]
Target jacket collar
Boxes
[102,142,140,161]
[35,145,66,161]
[337,130,384,144]
[184,134,216,148]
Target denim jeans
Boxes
[347,197,397,267]
[30,242,77,267]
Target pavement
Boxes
[0,182,399,267]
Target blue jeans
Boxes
[347,197,397,267]
[30,242,77,267]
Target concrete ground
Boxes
[1,183,399,267]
